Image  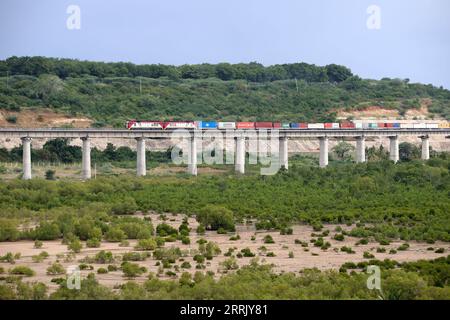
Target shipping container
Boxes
[299,123,308,129]
[128,121,164,130]
[195,121,218,129]
[400,123,414,129]
[237,122,255,129]
[290,123,299,128]
[438,122,450,128]
[165,121,196,129]
[255,122,273,129]
[393,123,401,128]
[272,122,281,129]
[355,122,364,129]
[281,123,291,129]
[340,122,356,129]
[426,123,439,129]
[386,123,394,128]
[413,123,426,129]
[324,123,332,128]
[308,123,325,129]
[218,122,236,129]
[377,123,386,128]
[368,123,378,129]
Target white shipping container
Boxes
[355,123,364,129]
[218,122,236,129]
[413,123,426,129]
[400,123,414,129]
[331,123,340,129]
[426,123,439,129]
[308,123,325,129]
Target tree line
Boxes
[0,56,353,83]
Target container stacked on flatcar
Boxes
[126,120,449,130]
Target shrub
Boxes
[94,251,114,264]
[10,266,35,277]
[220,257,239,270]
[356,238,369,245]
[110,197,138,215]
[240,248,255,257]
[122,262,146,278]
[0,219,19,241]
[181,236,190,245]
[363,251,375,259]
[97,268,108,274]
[105,227,126,242]
[196,205,235,232]
[0,252,16,264]
[389,249,397,254]
[266,252,276,257]
[193,255,205,264]
[32,251,49,263]
[334,234,345,241]
[435,248,445,253]
[288,251,294,258]
[6,115,17,123]
[340,246,355,254]
[229,234,240,241]
[196,225,206,235]
[397,243,410,251]
[122,252,149,262]
[45,170,56,180]
[135,238,157,251]
[46,263,65,275]
[156,223,178,237]
[34,240,43,249]
[107,265,118,272]
[68,239,82,253]
[376,247,386,253]
[263,235,275,244]
[86,238,101,248]
[180,261,192,269]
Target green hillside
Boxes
[1,56,449,127]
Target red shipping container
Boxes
[255,122,273,129]
[299,123,308,129]
[377,123,385,128]
[386,123,394,128]
[272,122,281,128]
[340,122,355,128]
[236,122,255,129]
[324,123,333,128]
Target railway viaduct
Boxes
[0,128,449,180]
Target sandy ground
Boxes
[0,213,448,291]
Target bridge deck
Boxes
[0,128,449,139]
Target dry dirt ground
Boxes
[0,213,448,292]
[0,108,92,128]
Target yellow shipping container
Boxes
[438,122,450,128]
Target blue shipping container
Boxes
[199,121,218,129]
[290,123,300,128]
[393,123,400,128]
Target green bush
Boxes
[196,205,235,232]
[46,263,65,275]
[9,266,35,277]
[135,238,157,251]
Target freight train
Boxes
[126,120,450,130]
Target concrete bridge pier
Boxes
[389,136,399,163]
[420,136,430,160]
[319,137,329,168]
[355,136,366,163]
[21,137,32,180]
[136,137,146,176]
[81,137,91,179]
[188,136,197,176]
[235,137,245,174]
[280,137,288,170]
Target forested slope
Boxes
[0,56,449,127]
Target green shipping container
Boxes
[281,123,290,128]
